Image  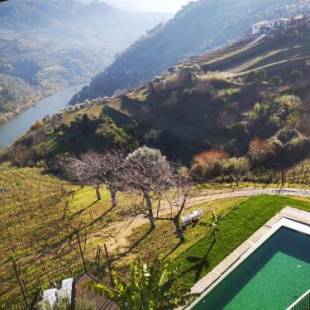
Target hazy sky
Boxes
[104,0,196,12]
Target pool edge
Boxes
[186,207,310,309]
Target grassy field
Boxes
[176,196,310,288]
[121,195,310,289]
[0,163,309,308]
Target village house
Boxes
[251,21,272,35]
[252,15,309,35]
[290,14,308,29]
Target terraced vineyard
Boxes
[0,164,126,309]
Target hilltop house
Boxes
[251,15,310,35]
[251,21,272,35]
[251,18,290,35]
[291,14,308,29]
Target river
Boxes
[0,85,83,148]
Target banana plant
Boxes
[90,257,195,310]
[209,208,222,242]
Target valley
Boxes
[70,0,310,104]
[1,1,310,309]
[0,0,168,126]
[0,85,82,148]
[7,26,310,169]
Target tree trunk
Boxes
[95,185,101,201]
[156,196,162,218]
[109,187,117,208]
[144,193,155,228]
[173,215,185,242]
[281,169,285,187]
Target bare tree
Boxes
[97,150,126,208]
[64,150,125,206]
[123,147,174,228]
[167,167,193,242]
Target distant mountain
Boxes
[70,0,310,104]
[0,0,168,124]
[5,25,310,168]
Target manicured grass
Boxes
[121,197,247,266]
[175,195,310,288]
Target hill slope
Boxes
[3,27,310,168]
[0,0,167,124]
[70,0,310,104]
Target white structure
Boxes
[276,18,290,30]
[61,278,74,302]
[251,21,272,34]
[252,18,291,35]
[182,209,204,226]
[43,288,57,306]
[42,278,74,307]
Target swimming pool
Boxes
[190,223,310,309]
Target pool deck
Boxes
[190,207,310,299]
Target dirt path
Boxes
[93,187,310,254]
[185,187,310,208]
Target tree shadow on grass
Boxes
[112,227,154,262]
[70,200,98,218]
[86,206,115,228]
[163,240,183,260]
[183,237,217,282]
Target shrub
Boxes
[248,138,275,161]
[249,95,301,138]
[30,120,44,131]
[192,149,229,179]
[269,75,282,86]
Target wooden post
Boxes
[11,257,28,307]
[76,231,87,272]
[104,244,114,288]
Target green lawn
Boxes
[176,195,310,288]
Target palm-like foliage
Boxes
[186,208,223,280]
[209,208,222,241]
[90,257,194,310]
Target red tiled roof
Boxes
[73,273,118,310]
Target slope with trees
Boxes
[70,0,309,104]
[6,26,310,178]
[0,0,167,124]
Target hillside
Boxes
[4,26,310,170]
[0,162,309,308]
[70,0,310,104]
[0,0,167,124]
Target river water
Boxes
[0,85,83,148]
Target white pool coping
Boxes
[187,207,310,309]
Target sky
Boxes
[104,0,196,12]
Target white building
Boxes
[251,21,272,35]
[273,18,290,30]
[252,18,291,35]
